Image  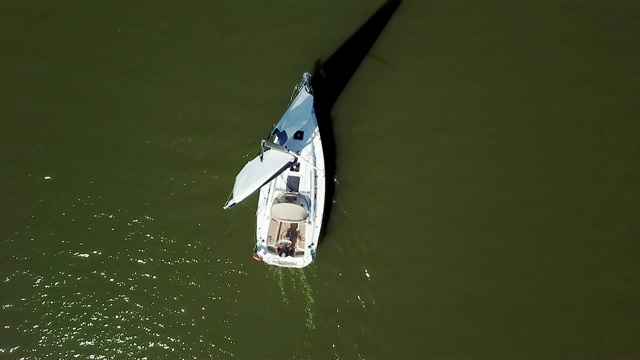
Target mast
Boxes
[262,139,323,174]
[262,139,299,159]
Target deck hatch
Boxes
[286,176,300,192]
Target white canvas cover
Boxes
[223,150,295,209]
[271,203,309,222]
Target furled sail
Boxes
[223,150,296,209]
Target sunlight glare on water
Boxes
[1,0,639,358]
[2,196,247,359]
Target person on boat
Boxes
[277,244,294,257]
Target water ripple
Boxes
[1,199,245,359]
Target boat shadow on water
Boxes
[311,0,402,243]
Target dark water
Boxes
[1,1,639,359]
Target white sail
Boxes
[223,150,296,209]
[272,84,315,145]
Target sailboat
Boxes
[223,73,325,268]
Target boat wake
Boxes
[269,267,317,340]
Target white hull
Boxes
[254,116,325,268]
[224,73,325,268]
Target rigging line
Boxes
[264,139,323,174]
[240,200,256,213]
[293,139,312,158]
[289,84,301,104]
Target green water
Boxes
[1,1,639,358]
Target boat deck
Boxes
[267,220,306,256]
